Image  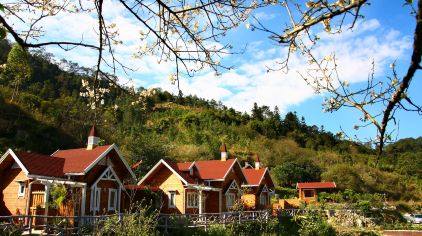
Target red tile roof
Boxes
[52,145,112,173]
[167,161,196,184]
[10,145,113,177]
[296,182,336,189]
[148,159,238,185]
[242,168,267,186]
[194,159,237,180]
[175,162,194,171]
[15,152,65,177]
[131,160,143,169]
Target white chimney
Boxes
[254,154,261,170]
[87,126,99,150]
[220,143,228,161]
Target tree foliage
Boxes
[2,43,32,101]
[272,160,322,187]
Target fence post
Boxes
[204,214,207,232]
[45,216,49,233]
[223,213,226,228]
[164,215,168,234]
[28,216,32,235]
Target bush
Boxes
[296,213,336,236]
[95,204,158,236]
[275,187,297,199]
[0,225,23,236]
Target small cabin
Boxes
[296,182,336,203]
[241,154,275,210]
[0,126,136,218]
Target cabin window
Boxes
[95,188,101,211]
[108,189,118,211]
[226,193,236,209]
[168,191,176,208]
[260,194,267,206]
[304,189,314,198]
[187,192,199,208]
[17,182,25,198]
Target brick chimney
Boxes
[254,153,261,170]
[87,126,99,150]
[220,143,228,161]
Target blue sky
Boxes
[8,0,421,141]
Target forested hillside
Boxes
[0,40,421,203]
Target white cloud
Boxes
[150,19,411,114]
[253,12,278,21]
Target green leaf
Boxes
[0,4,4,11]
[404,0,413,5]
[0,27,6,40]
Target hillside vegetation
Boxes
[0,40,421,204]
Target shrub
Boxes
[297,213,336,236]
[0,225,23,236]
[275,187,297,199]
[95,204,159,236]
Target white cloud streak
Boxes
[152,19,411,114]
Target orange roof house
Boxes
[138,144,253,214]
[0,126,135,217]
[138,145,276,214]
[296,182,336,203]
[241,154,275,210]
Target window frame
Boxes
[168,191,176,208]
[186,192,199,208]
[17,182,25,198]
[303,189,314,198]
[108,188,118,211]
[226,193,236,209]
[260,193,267,206]
[95,188,101,211]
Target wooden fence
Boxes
[0,214,122,235]
[158,210,271,232]
[0,210,271,235]
[276,208,361,217]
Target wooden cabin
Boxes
[296,182,336,203]
[137,144,254,214]
[0,126,136,217]
[241,154,275,210]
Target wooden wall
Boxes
[149,166,185,214]
[298,188,317,203]
[204,191,220,213]
[0,169,30,215]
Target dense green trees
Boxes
[272,160,322,187]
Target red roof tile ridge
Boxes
[296,182,336,189]
[242,167,267,185]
